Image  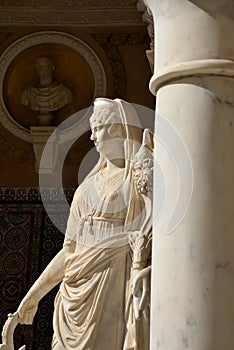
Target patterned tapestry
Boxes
[0,187,75,350]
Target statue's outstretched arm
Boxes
[0,242,75,349]
[17,242,75,325]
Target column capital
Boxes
[150,58,234,94]
[145,0,234,96]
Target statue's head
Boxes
[90,98,126,161]
[36,57,54,85]
[90,98,122,128]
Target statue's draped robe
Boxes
[51,169,150,350]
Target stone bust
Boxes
[20,57,73,125]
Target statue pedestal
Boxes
[37,112,54,126]
[29,126,57,174]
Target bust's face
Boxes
[36,58,53,83]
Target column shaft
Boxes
[144,1,234,349]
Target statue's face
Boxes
[90,122,125,160]
[90,105,126,161]
[36,58,53,82]
[90,124,111,154]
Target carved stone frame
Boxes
[0,31,107,143]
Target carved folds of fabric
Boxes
[129,231,152,270]
[130,128,153,269]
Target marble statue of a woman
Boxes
[0,98,153,350]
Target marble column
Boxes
[144,1,234,349]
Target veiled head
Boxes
[90,98,122,129]
[90,99,126,160]
[89,98,143,177]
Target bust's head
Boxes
[36,57,54,86]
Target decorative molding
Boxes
[0,7,143,26]
[137,0,154,50]
[0,31,106,143]
[0,187,75,202]
[137,0,154,72]
[149,59,234,95]
[0,0,137,7]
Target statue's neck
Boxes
[109,158,125,168]
[39,76,53,87]
[103,159,125,176]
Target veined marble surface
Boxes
[144,1,234,349]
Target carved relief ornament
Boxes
[0,31,107,143]
[0,32,107,172]
[0,1,143,27]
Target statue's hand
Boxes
[132,266,151,320]
[17,294,38,325]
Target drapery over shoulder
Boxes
[52,99,153,350]
[0,98,153,350]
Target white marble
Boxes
[144,1,234,349]
[145,0,234,79]
[1,98,153,350]
[153,78,234,350]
